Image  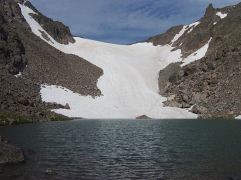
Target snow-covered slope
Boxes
[181,38,212,67]
[19,3,213,119]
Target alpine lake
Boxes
[0,119,241,180]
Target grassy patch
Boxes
[0,112,70,126]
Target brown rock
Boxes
[136,115,152,119]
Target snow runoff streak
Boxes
[19,3,212,119]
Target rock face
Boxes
[147,25,183,46]
[154,3,241,118]
[0,0,27,75]
[0,0,103,124]
[0,136,24,164]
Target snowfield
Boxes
[19,3,212,119]
[216,12,228,19]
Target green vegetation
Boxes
[0,112,70,126]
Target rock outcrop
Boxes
[136,115,152,119]
[24,1,75,44]
[147,25,183,46]
[158,63,183,95]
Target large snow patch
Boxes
[20,3,206,119]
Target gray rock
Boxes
[64,103,70,110]
[158,63,182,95]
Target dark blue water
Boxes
[1,119,241,180]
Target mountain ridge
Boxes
[149,2,241,118]
[0,0,241,122]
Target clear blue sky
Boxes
[31,0,240,44]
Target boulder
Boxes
[0,136,24,164]
[64,103,70,110]
[136,115,152,119]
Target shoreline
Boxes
[0,113,238,126]
[0,112,71,126]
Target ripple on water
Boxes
[0,119,241,180]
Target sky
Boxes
[30,0,240,44]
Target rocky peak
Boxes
[24,1,75,44]
[0,0,75,45]
[148,3,223,58]
[204,3,216,17]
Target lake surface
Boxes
[0,119,241,180]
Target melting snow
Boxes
[19,3,201,119]
[216,12,228,19]
[181,38,212,67]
